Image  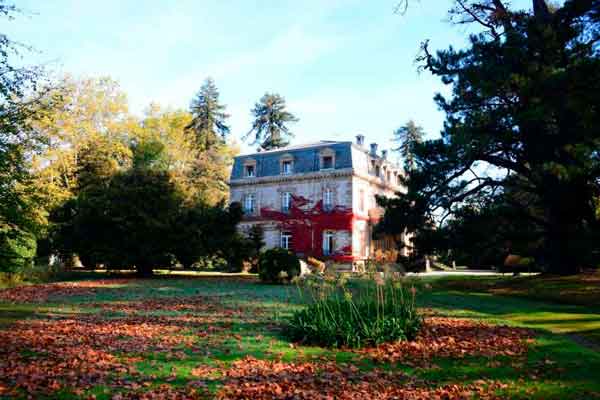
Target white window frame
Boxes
[281,192,292,212]
[280,232,292,250]
[359,189,365,212]
[321,155,334,170]
[319,148,335,170]
[244,193,256,214]
[323,231,335,256]
[281,160,293,175]
[323,188,333,211]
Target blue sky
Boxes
[5,0,533,155]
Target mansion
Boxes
[229,135,407,264]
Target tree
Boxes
[245,93,298,150]
[174,201,251,271]
[52,141,250,275]
[0,3,56,272]
[31,76,135,208]
[187,78,230,150]
[54,165,183,275]
[392,120,425,171]
[247,224,265,258]
[379,0,600,274]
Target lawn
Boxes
[0,273,599,399]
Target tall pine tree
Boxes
[245,93,298,150]
[187,78,230,150]
[392,120,425,171]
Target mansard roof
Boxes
[231,141,353,180]
[230,139,404,183]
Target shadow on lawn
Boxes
[419,290,600,346]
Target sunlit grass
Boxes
[1,273,599,399]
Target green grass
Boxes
[426,272,600,307]
[0,273,599,399]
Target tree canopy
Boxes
[245,93,298,150]
[392,120,425,171]
[0,4,56,272]
[187,78,230,150]
[378,0,600,274]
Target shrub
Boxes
[258,248,300,283]
[286,273,422,348]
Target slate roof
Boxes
[231,141,354,180]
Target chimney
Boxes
[381,150,388,160]
[356,134,365,147]
[370,143,378,157]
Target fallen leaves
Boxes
[0,279,131,303]
[359,317,533,366]
[216,356,508,400]
[0,279,539,399]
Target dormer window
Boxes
[280,154,294,175]
[322,156,333,169]
[319,148,335,170]
[243,159,257,178]
[282,160,293,174]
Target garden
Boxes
[1,269,599,399]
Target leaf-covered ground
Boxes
[0,275,599,399]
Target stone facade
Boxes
[229,137,406,263]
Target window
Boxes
[245,165,255,177]
[387,171,391,182]
[323,188,333,211]
[282,160,293,175]
[323,231,335,256]
[359,189,365,212]
[397,174,402,186]
[280,232,292,250]
[281,192,292,212]
[375,165,380,177]
[321,156,333,169]
[244,194,256,214]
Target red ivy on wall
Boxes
[260,195,363,262]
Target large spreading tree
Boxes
[378,0,600,274]
[245,93,298,150]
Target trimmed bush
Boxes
[286,273,422,348]
[258,248,300,283]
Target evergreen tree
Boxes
[378,0,600,274]
[392,120,425,171]
[245,93,298,150]
[187,78,230,150]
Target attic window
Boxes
[280,154,294,175]
[243,159,257,178]
[282,160,293,174]
[322,156,333,169]
[319,148,335,170]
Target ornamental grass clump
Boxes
[286,269,422,348]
